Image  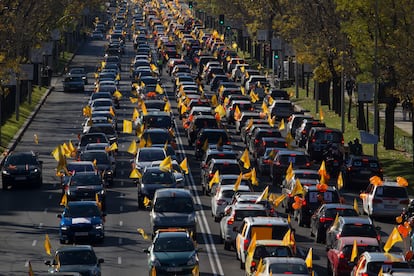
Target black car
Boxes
[186,115,219,145]
[62,75,85,93]
[45,245,104,275]
[310,203,359,243]
[80,150,115,186]
[63,171,106,210]
[270,150,311,186]
[194,129,230,159]
[77,133,109,153]
[1,151,43,190]
[341,155,383,190]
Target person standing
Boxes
[402,96,411,121]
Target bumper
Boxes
[2,174,41,187]
[150,264,199,275]
[60,227,104,243]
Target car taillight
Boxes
[336,233,341,239]
[301,130,306,134]
[227,216,234,225]
[270,208,275,215]
[319,217,333,223]
[209,173,214,178]
[64,185,69,191]
[305,162,311,167]
[339,252,345,259]
[347,167,352,171]
[377,234,381,241]
[226,141,231,145]
[373,199,383,204]
[400,199,410,205]
[263,160,272,164]
[243,239,249,250]
[275,161,280,166]
[251,260,256,268]
[311,138,316,143]
[254,139,259,144]
[196,140,201,145]
[302,199,307,206]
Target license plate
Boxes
[75,232,89,236]
[15,176,26,181]
[166,267,182,272]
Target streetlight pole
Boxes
[373,0,379,157]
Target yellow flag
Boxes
[113,90,122,99]
[282,229,292,246]
[83,105,91,117]
[128,140,137,155]
[250,91,259,103]
[137,228,150,240]
[262,102,269,115]
[164,101,171,112]
[305,248,312,268]
[353,198,359,214]
[319,107,324,121]
[180,158,189,174]
[245,119,253,131]
[141,102,148,115]
[209,170,220,188]
[144,196,151,207]
[130,97,138,103]
[51,145,61,161]
[287,214,291,224]
[138,138,146,148]
[350,240,358,262]
[95,193,102,210]
[233,173,243,191]
[233,105,241,120]
[383,227,403,253]
[159,156,172,172]
[285,162,293,181]
[378,267,383,276]
[318,160,327,178]
[93,159,97,167]
[123,120,133,134]
[28,261,34,276]
[44,234,52,256]
[255,186,269,203]
[60,193,68,207]
[180,104,188,115]
[192,265,199,276]
[146,136,152,147]
[333,212,340,227]
[68,140,76,156]
[150,63,158,72]
[132,108,139,121]
[109,106,116,117]
[291,178,304,196]
[214,104,226,119]
[155,84,164,94]
[337,172,344,190]
[279,118,285,131]
[240,86,246,95]
[240,148,251,169]
[241,66,245,73]
[62,143,71,158]
[136,124,144,138]
[268,96,274,105]
[247,233,257,257]
[34,134,39,144]
[210,95,218,107]
[256,258,264,274]
[273,194,287,208]
[129,168,142,179]
[268,115,275,127]
[251,168,259,186]
[202,138,209,152]
[286,132,294,149]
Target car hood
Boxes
[58,264,98,273]
[152,212,193,225]
[153,251,194,264]
[4,164,39,173]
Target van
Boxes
[305,127,344,161]
[235,217,290,269]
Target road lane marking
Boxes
[119,220,123,226]
[32,240,37,246]
[119,237,123,245]
[120,205,123,212]
[118,256,122,264]
[38,223,43,229]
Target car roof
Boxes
[67,201,98,207]
[276,150,306,156]
[304,185,338,192]
[361,252,406,262]
[338,236,380,245]
[339,216,372,224]
[57,245,93,252]
[220,185,250,192]
[155,188,192,198]
[263,256,305,265]
[233,203,267,210]
[376,181,407,188]
[323,203,355,210]
[210,158,239,165]
[243,216,288,225]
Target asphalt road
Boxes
[0,33,403,276]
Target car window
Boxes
[81,152,110,164]
[142,171,174,184]
[58,250,97,265]
[326,208,358,218]
[254,245,292,259]
[367,262,409,274]
[70,174,102,186]
[341,224,377,237]
[375,186,408,198]
[221,190,235,198]
[308,191,339,204]
[269,263,308,274]
[138,150,165,162]
[235,210,267,221]
[342,245,381,257]
[65,205,101,218]
[250,225,289,240]
[6,154,37,165]
[154,236,195,252]
[89,126,115,135]
[154,197,194,213]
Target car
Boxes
[235,216,290,268]
[341,155,383,190]
[270,150,311,186]
[295,185,342,228]
[287,114,313,136]
[326,216,380,250]
[137,167,177,208]
[201,158,242,195]
[230,192,276,217]
[44,245,104,275]
[150,160,184,186]
[1,151,43,190]
[200,146,238,169]
[327,236,381,276]
[62,75,85,92]
[248,128,282,159]
[68,67,88,84]
[140,128,176,148]
[226,100,254,125]
[305,127,344,161]
[136,111,173,131]
[295,119,326,148]
[256,137,287,160]
[235,112,263,133]
[91,30,104,40]
[194,129,230,159]
[143,229,199,275]
[134,147,167,173]
[211,185,252,222]
[255,257,310,276]
[150,188,197,238]
[186,115,219,145]
[66,161,96,174]
[310,203,359,243]
[351,252,410,276]
[257,148,283,176]
[220,203,269,251]
[269,100,295,121]
[241,119,269,144]
[57,201,105,244]
[80,150,115,185]
[77,133,109,153]
[361,181,409,218]
[245,240,295,275]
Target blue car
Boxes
[58,201,105,244]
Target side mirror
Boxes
[98,258,104,264]
[143,248,150,254]
[57,214,62,219]
[376,226,381,231]
[44,260,51,266]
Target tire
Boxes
[224,241,231,251]
[138,195,144,209]
[316,229,324,243]
[214,216,221,222]
[298,211,305,227]
[327,260,333,276]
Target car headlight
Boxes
[61,226,68,231]
[94,224,103,230]
[186,253,198,266]
[151,257,161,267]
[106,171,112,175]
[31,168,39,174]
[100,190,105,195]
[2,170,10,175]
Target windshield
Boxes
[80,135,108,147]
[153,236,195,252]
[66,164,94,173]
[58,250,97,266]
[138,149,165,162]
[375,186,408,198]
[81,152,110,165]
[88,126,116,136]
[142,171,174,184]
[235,210,267,221]
[70,174,102,186]
[154,197,194,213]
[6,154,38,165]
[65,204,101,217]
[341,224,378,237]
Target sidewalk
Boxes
[380,105,412,136]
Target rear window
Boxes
[308,191,340,204]
[342,245,381,257]
[295,172,319,180]
[269,263,308,274]
[250,225,289,240]
[213,163,241,175]
[325,208,358,218]
[375,186,408,198]
[341,224,377,238]
[201,132,228,143]
[280,155,308,165]
[352,160,380,168]
[138,150,165,162]
[254,245,292,259]
[367,262,409,274]
[235,210,267,221]
[142,132,170,144]
[144,116,171,128]
[222,190,235,198]
[154,197,194,213]
[195,119,217,128]
[314,130,343,143]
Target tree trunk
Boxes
[320,81,330,106]
[357,102,367,130]
[332,76,341,115]
[384,97,398,150]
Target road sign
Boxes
[357,83,374,102]
[271,37,282,50]
[257,30,268,41]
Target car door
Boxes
[326,221,340,248]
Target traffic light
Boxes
[274,53,279,59]
[219,14,224,25]
[188,1,193,9]
[226,26,231,31]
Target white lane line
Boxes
[174,114,224,276]
[38,223,43,229]
[32,240,37,246]
[119,237,123,245]
[118,256,122,264]
[119,220,123,227]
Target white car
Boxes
[211,185,251,222]
[255,257,310,276]
[361,181,409,218]
[351,252,409,276]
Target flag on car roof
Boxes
[180,158,189,174]
[240,148,251,169]
[129,168,142,179]
[383,227,403,253]
[159,156,172,172]
[305,248,313,268]
[233,173,243,192]
[255,186,269,203]
[209,170,220,188]
[44,234,52,256]
[350,240,358,262]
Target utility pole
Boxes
[373,0,379,158]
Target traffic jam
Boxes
[2,0,414,275]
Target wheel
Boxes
[298,211,305,227]
[224,241,231,251]
[327,260,333,276]
[316,229,324,243]
[138,195,144,209]
[214,216,221,222]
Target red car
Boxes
[327,236,381,276]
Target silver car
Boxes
[219,203,268,250]
[211,185,251,222]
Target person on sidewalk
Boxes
[402,96,412,121]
